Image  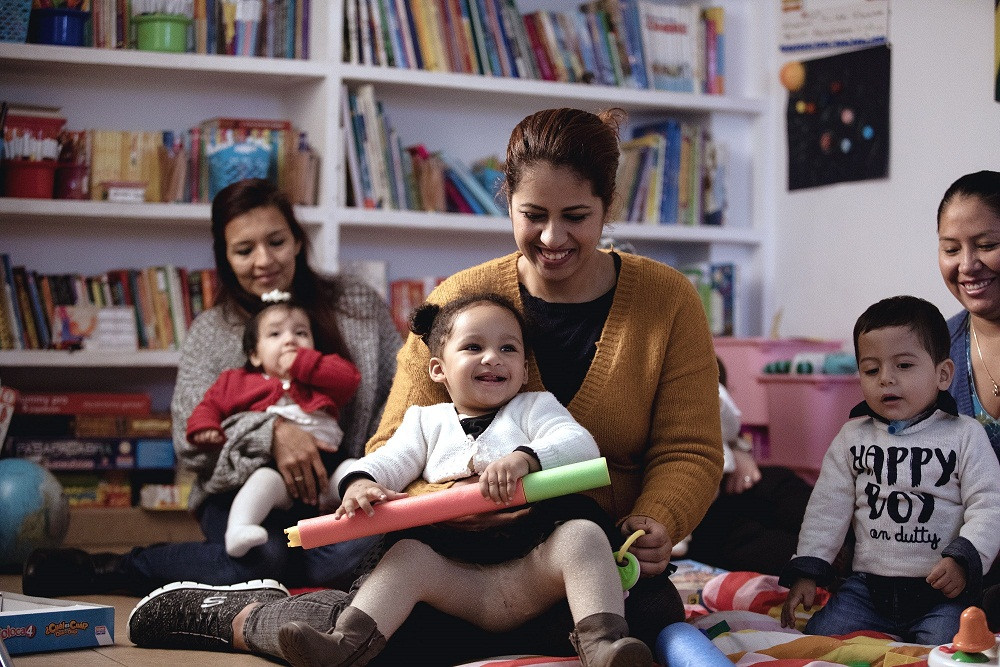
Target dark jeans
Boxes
[121,490,375,594]
[805,572,963,645]
[688,465,812,575]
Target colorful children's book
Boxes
[637,0,698,92]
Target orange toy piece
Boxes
[953,607,997,654]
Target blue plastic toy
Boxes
[655,621,733,667]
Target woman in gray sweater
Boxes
[22,179,401,597]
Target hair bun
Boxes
[409,303,440,345]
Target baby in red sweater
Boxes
[187,292,360,557]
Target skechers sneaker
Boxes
[127,579,290,650]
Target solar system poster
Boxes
[995,0,1000,102]
[782,45,890,191]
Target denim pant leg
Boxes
[805,573,897,637]
[120,491,293,593]
[908,599,964,646]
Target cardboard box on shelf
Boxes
[0,592,114,655]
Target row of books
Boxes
[80,0,310,59]
[342,84,504,213]
[1,107,317,205]
[344,0,724,93]
[88,116,316,204]
[619,119,727,226]
[0,253,218,351]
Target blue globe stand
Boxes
[655,621,732,667]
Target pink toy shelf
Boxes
[757,374,863,480]
[713,337,843,426]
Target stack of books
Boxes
[0,253,217,351]
[618,119,728,227]
[3,391,175,508]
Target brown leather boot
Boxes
[569,612,653,667]
[278,606,386,667]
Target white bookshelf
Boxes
[0,0,775,380]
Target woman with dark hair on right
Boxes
[126,109,723,665]
[23,178,401,599]
[936,170,1000,627]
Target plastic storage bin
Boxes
[758,374,863,478]
[134,13,189,52]
[3,160,57,198]
[28,7,88,46]
[713,337,844,425]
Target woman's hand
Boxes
[724,448,762,495]
[619,515,672,577]
[272,417,329,505]
[781,578,816,628]
[479,452,536,504]
[336,478,406,518]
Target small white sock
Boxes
[226,525,269,558]
[226,467,291,557]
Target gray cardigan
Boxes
[171,276,401,510]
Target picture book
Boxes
[669,559,728,606]
[637,0,698,93]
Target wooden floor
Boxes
[0,573,277,666]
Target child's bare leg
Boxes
[226,467,292,558]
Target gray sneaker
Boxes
[127,579,290,650]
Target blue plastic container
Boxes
[28,7,88,46]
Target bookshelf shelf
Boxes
[0,199,326,227]
[338,64,766,116]
[0,350,180,368]
[0,43,327,86]
[337,207,762,245]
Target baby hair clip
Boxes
[261,289,292,303]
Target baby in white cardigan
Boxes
[277,292,653,667]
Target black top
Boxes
[519,252,621,406]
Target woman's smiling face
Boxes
[938,193,1000,323]
[509,161,607,298]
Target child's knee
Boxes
[550,520,612,552]
[381,538,437,566]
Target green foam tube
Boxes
[521,457,611,502]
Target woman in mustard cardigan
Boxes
[128,108,724,665]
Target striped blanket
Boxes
[694,571,933,666]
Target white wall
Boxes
[770,1,1000,343]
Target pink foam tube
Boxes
[286,457,610,549]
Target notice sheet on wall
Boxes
[780,0,889,53]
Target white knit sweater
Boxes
[347,391,599,491]
[795,410,1000,577]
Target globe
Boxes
[0,458,70,568]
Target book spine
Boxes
[0,254,25,349]
[523,13,554,82]
[15,392,153,416]
[12,268,40,349]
